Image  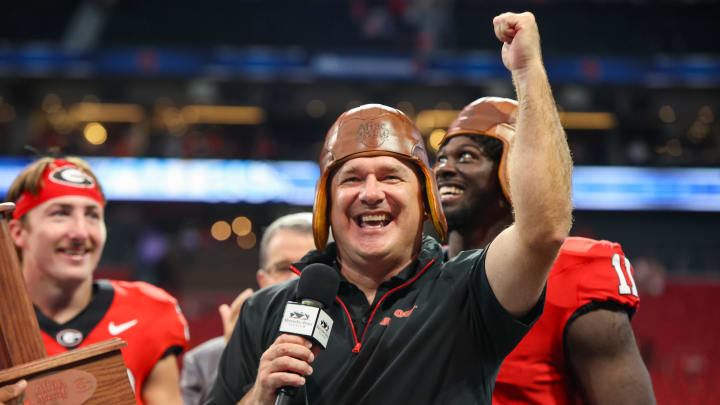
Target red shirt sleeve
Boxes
[494,237,641,405]
[125,281,190,355]
[552,237,640,315]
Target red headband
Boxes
[13,159,105,220]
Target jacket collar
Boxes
[291,235,443,284]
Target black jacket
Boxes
[208,236,544,405]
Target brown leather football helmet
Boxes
[442,97,518,203]
[313,104,447,250]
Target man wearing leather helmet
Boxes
[208,11,573,405]
[435,97,655,405]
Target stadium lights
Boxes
[180,105,265,125]
[66,102,265,126]
[69,102,146,123]
[559,112,617,130]
[415,109,619,134]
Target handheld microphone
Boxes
[275,263,340,405]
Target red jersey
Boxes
[37,280,189,405]
[493,237,640,405]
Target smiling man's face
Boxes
[434,135,503,230]
[329,155,425,264]
[12,195,106,287]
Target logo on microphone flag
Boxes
[279,302,334,348]
[290,311,310,320]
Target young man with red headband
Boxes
[4,156,189,405]
[208,12,573,405]
[435,97,656,404]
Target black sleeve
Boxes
[467,248,546,361]
[205,296,266,405]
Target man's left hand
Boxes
[493,12,542,74]
[220,288,254,343]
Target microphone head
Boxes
[296,263,340,309]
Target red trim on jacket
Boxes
[340,258,436,353]
[291,258,437,353]
[335,297,361,352]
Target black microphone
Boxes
[275,263,340,405]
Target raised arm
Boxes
[485,12,573,317]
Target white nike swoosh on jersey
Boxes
[108,319,138,335]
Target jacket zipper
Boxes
[291,259,436,353]
[338,258,436,353]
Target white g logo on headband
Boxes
[49,167,95,188]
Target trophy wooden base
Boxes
[0,338,136,405]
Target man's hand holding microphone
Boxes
[240,264,340,405]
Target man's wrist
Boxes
[511,61,549,100]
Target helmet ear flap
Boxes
[312,170,331,250]
[410,161,445,241]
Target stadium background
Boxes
[1,1,718,403]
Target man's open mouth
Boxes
[356,213,392,228]
[439,185,464,200]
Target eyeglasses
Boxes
[264,260,293,276]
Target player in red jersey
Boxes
[4,157,188,405]
[434,98,656,404]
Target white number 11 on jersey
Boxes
[612,253,639,297]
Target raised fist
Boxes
[493,12,543,73]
